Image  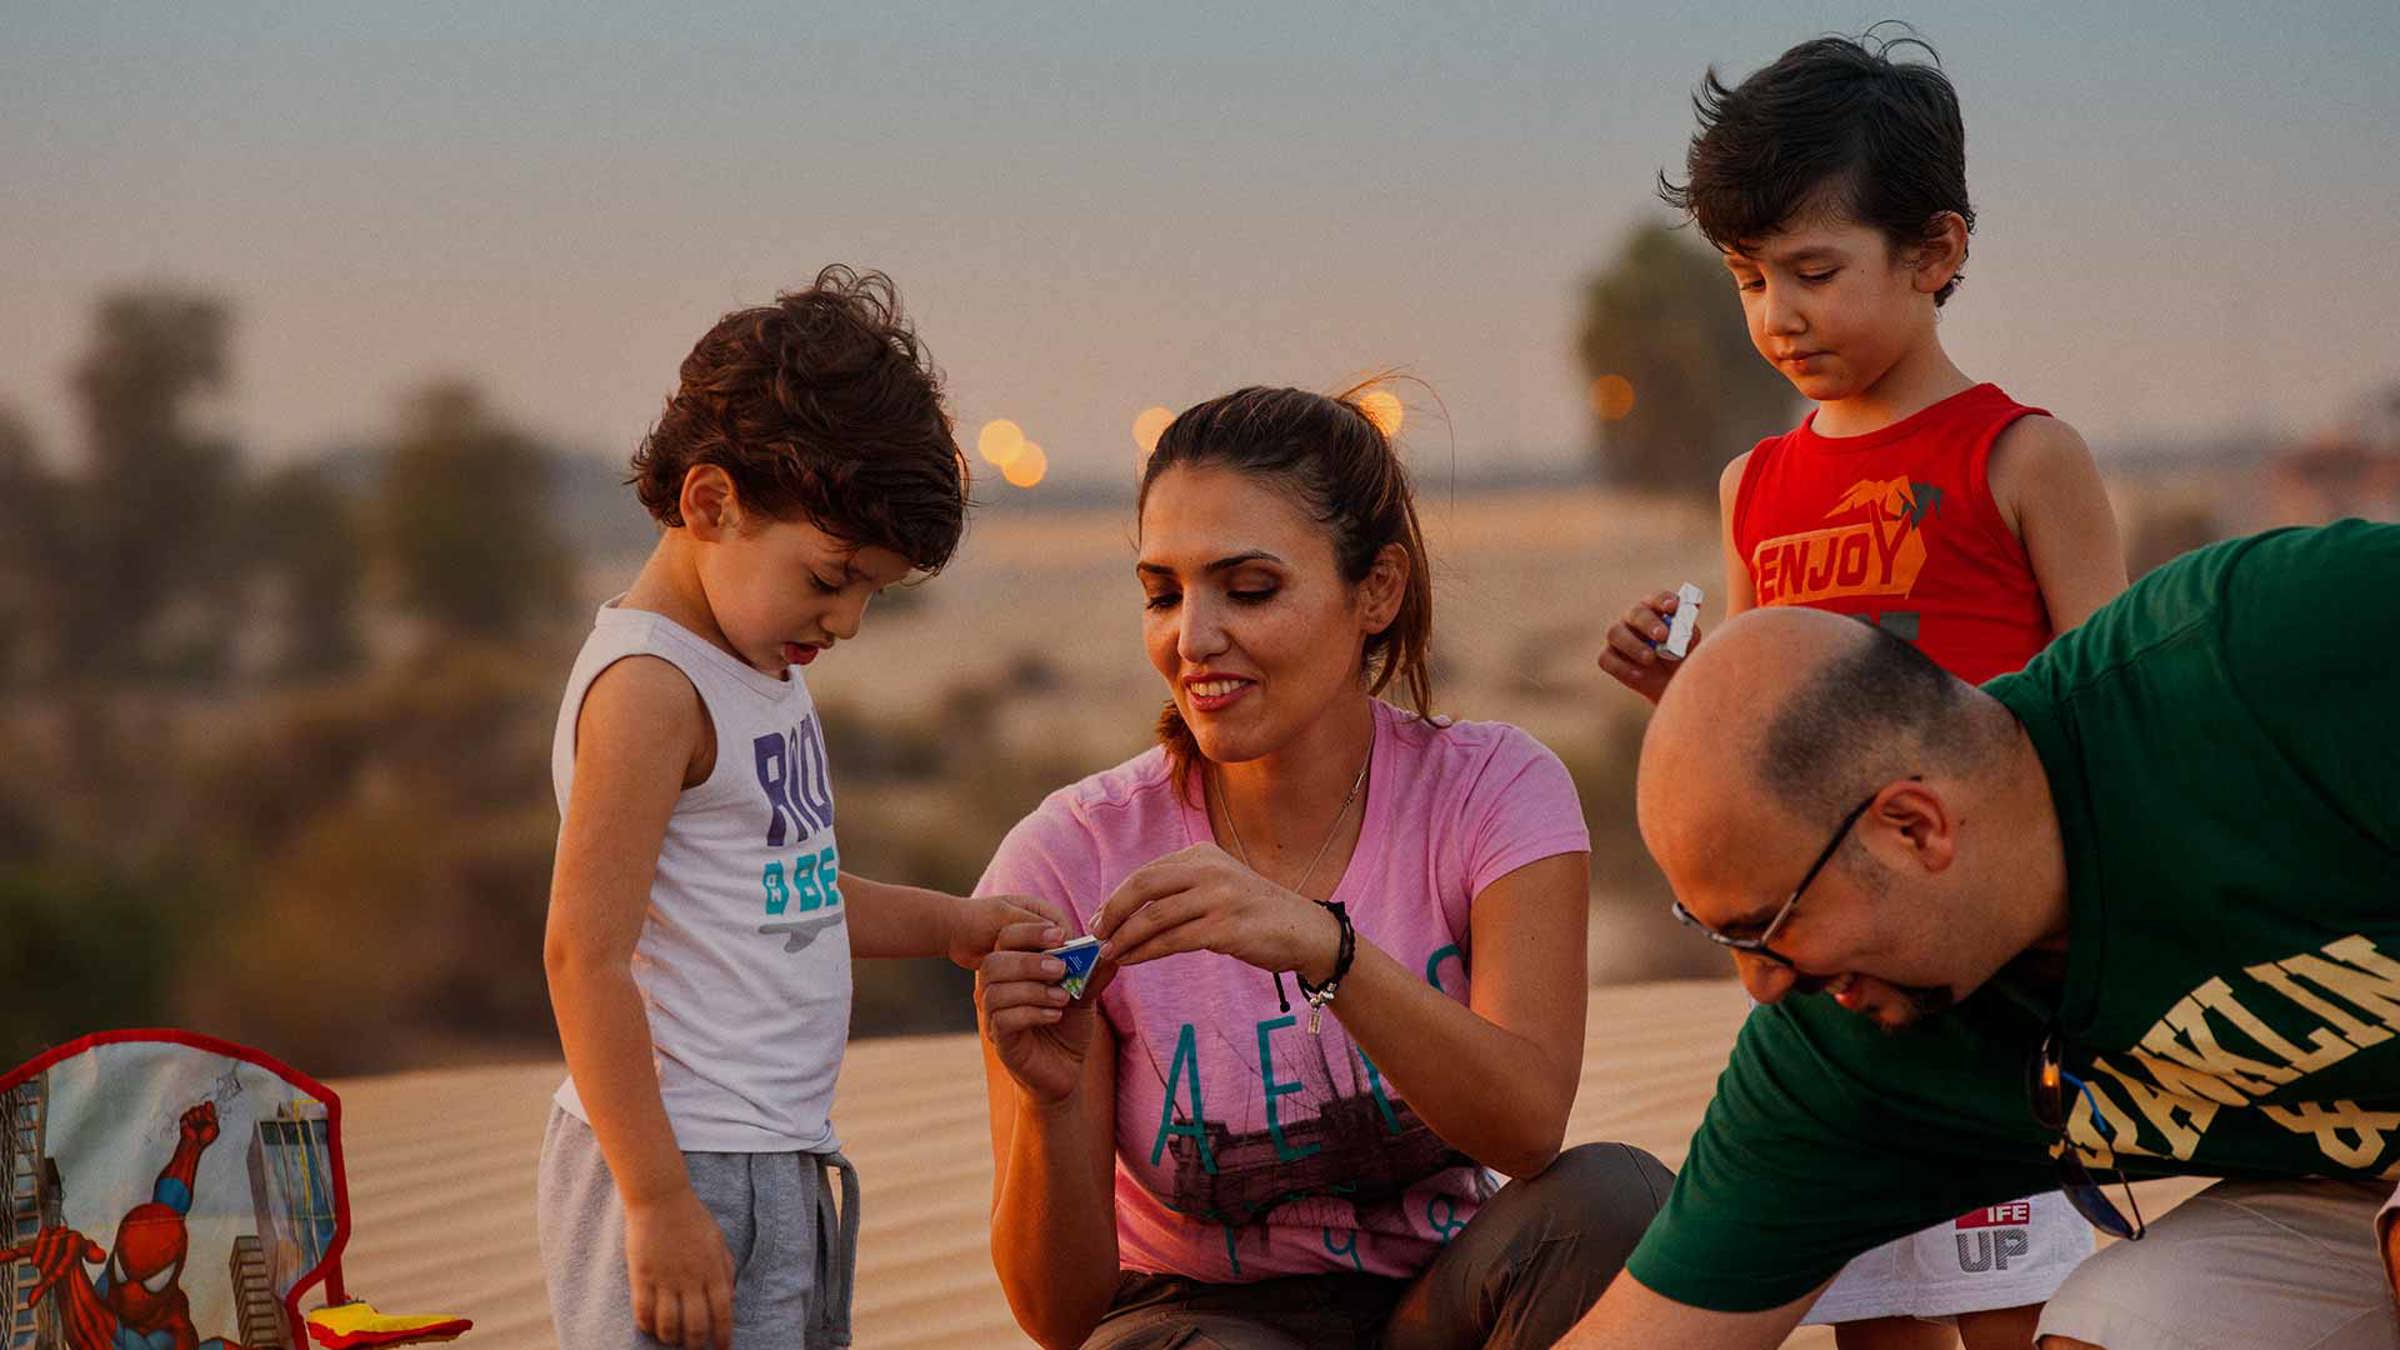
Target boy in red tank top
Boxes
[1598,29,2128,1350]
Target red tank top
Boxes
[1732,383,2053,683]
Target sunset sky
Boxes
[6,1,2396,485]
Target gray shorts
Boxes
[2036,1178,2400,1350]
[537,1106,860,1350]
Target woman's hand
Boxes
[1092,843,1342,982]
[978,919,1115,1105]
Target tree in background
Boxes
[0,409,64,687]
[378,379,571,641]
[1577,223,1796,496]
[247,464,366,677]
[175,641,565,1070]
[67,288,247,680]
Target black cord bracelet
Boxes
[1272,901,1356,1019]
[1296,900,1354,1001]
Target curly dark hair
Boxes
[1659,24,1975,305]
[629,265,969,571]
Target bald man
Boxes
[1564,520,2400,1350]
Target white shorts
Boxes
[1802,1191,2093,1325]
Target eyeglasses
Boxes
[1669,781,1908,970]
[2027,1027,2146,1240]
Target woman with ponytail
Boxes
[972,385,1668,1349]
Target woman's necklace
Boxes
[1210,745,1371,1014]
[1210,750,1370,898]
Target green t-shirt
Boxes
[1626,520,2400,1313]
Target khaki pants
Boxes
[2036,1178,2399,1350]
[1081,1141,1672,1350]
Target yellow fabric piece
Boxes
[305,1300,471,1344]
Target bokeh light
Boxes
[1132,405,1174,455]
[1356,388,1404,437]
[1002,441,1048,488]
[977,418,1026,467]
[1589,374,1636,422]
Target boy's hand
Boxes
[1598,590,1702,704]
[948,892,1074,969]
[624,1186,735,1350]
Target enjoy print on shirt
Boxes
[1751,476,1947,610]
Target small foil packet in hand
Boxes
[1045,935,1103,999]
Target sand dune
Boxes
[328,981,2194,1349]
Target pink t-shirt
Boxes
[976,699,1589,1283]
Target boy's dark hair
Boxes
[1660,25,1975,305]
[630,265,969,571]
[1138,382,1437,798]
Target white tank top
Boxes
[550,600,851,1152]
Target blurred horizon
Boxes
[7,1,2399,485]
[4,3,2396,1075]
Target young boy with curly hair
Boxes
[538,266,1060,1350]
